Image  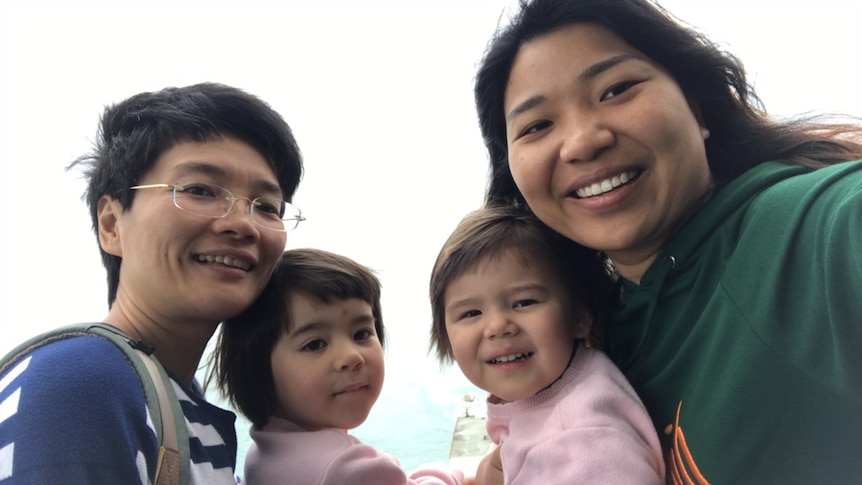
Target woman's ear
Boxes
[97,195,124,257]
[687,97,710,140]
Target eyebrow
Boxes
[578,54,638,82]
[290,313,375,337]
[506,53,639,123]
[445,296,478,316]
[290,321,328,338]
[509,282,550,297]
[171,161,283,197]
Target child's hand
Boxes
[474,446,503,485]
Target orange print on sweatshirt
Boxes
[665,401,710,484]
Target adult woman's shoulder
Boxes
[5,334,145,396]
[750,159,862,209]
[0,334,157,483]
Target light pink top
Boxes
[485,345,665,484]
[244,416,464,485]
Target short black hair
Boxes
[69,82,303,306]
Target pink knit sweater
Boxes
[244,416,464,485]
[485,345,665,484]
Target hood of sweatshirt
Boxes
[604,161,811,373]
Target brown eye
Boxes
[302,339,327,352]
[177,183,218,198]
[513,299,538,309]
[461,309,482,320]
[601,80,639,101]
[523,120,553,136]
[354,328,375,341]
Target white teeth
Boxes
[575,170,638,198]
[490,352,531,364]
[195,254,251,271]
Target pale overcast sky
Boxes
[2,0,860,355]
[1,0,860,470]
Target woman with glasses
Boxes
[0,83,303,484]
[472,0,862,483]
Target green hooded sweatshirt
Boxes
[605,160,862,484]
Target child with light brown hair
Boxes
[430,206,664,484]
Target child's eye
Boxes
[460,309,482,319]
[301,339,327,352]
[354,328,375,341]
[600,80,640,101]
[514,299,538,309]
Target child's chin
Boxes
[339,413,372,431]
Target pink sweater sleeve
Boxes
[323,444,464,485]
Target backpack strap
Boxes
[0,323,191,485]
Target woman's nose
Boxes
[214,198,260,238]
[558,116,615,163]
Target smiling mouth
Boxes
[488,352,533,364]
[573,169,641,199]
[194,254,252,271]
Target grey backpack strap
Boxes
[85,324,191,485]
[0,323,191,485]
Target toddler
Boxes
[216,248,464,484]
[430,207,665,483]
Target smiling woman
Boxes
[504,23,712,281]
[0,83,303,484]
[474,0,862,482]
[99,137,291,327]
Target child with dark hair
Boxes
[430,206,664,484]
[216,248,464,485]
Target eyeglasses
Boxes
[129,182,305,232]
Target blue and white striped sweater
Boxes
[0,334,237,484]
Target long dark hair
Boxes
[476,0,862,207]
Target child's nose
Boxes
[336,345,365,371]
[483,312,518,339]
